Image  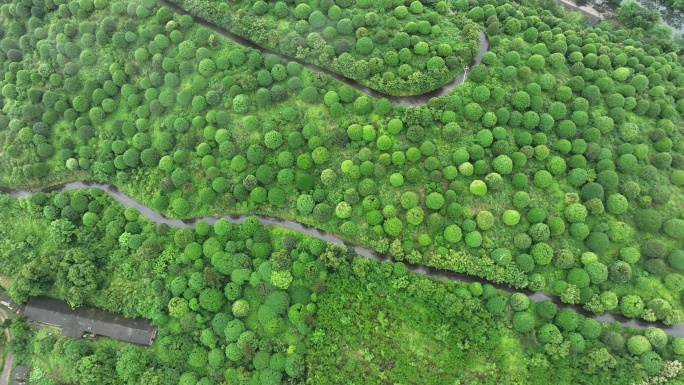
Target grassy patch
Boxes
[308,271,533,384]
[0,274,13,290]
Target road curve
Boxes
[1,181,683,336]
[156,0,490,107]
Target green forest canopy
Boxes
[1,0,684,382]
[2,190,684,384]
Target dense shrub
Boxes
[465,231,483,248]
[539,324,562,344]
[627,335,651,356]
[510,293,530,311]
[636,210,663,232]
[531,243,553,265]
[585,232,610,253]
[564,203,587,223]
[620,295,644,318]
[503,210,520,226]
[664,219,684,239]
[606,194,628,215]
[383,217,403,237]
[536,301,558,321]
[578,319,602,340]
[444,225,462,243]
[609,261,632,283]
[669,250,684,270]
[512,312,535,333]
[567,268,590,288]
[585,262,608,284]
[476,211,494,231]
[492,155,513,175]
[581,183,604,201]
[425,193,445,210]
[469,180,487,196]
[555,309,579,331]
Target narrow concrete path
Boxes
[0,355,14,385]
[0,307,13,385]
[1,181,684,336]
[156,0,490,107]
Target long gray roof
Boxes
[23,297,157,346]
[0,288,25,315]
[11,365,29,382]
[558,0,602,26]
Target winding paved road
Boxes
[1,181,683,336]
[156,0,490,107]
[143,2,671,332]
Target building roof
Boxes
[0,288,25,315]
[558,0,602,27]
[23,297,157,346]
[12,365,29,381]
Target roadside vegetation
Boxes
[2,0,681,324]
[0,332,6,381]
[2,191,684,384]
[169,0,482,96]
[1,0,684,382]
[617,0,684,16]
[616,2,662,31]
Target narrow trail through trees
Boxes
[0,307,13,385]
[156,0,490,107]
[1,181,683,336]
